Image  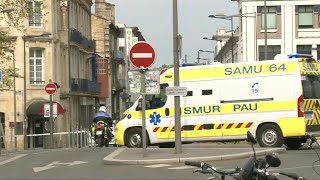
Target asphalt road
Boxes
[1,146,320,180]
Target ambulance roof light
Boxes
[181,63,205,67]
[287,53,313,58]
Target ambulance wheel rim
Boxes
[262,129,277,146]
[130,134,141,147]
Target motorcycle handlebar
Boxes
[185,161,203,168]
[279,172,305,180]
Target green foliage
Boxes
[0,0,30,89]
[152,64,174,71]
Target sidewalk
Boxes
[103,143,287,165]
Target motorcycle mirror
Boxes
[265,153,281,167]
[247,131,257,144]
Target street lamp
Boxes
[4,49,17,151]
[23,32,51,149]
[208,14,234,63]
[0,7,15,13]
[203,37,223,62]
[199,50,214,63]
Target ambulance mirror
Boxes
[136,99,142,111]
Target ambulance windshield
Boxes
[302,75,320,99]
[145,83,168,109]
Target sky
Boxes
[102,0,238,68]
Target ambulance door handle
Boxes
[165,108,170,116]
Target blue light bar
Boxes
[287,53,313,58]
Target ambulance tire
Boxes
[257,124,284,147]
[125,127,149,148]
[284,137,307,150]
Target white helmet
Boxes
[99,106,107,113]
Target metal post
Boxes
[49,81,54,149]
[231,17,234,63]
[23,36,27,150]
[12,51,17,151]
[141,70,147,157]
[264,0,268,60]
[173,0,182,154]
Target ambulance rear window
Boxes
[302,75,320,99]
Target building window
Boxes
[29,48,44,84]
[28,0,42,27]
[261,6,277,29]
[259,45,281,61]
[297,45,312,55]
[298,5,313,28]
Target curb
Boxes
[103,147,286,165]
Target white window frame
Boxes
[261,6,277,29]
[28,0,43,27]
[29,48,44,85]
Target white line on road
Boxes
[168,166,198,170]
[132,53,152,58]
[0,154,27,166]
[144,164,171,168]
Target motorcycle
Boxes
[92,120,111,147]
[185,131,308,180]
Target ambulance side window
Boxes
[202,89,212,95]
[146,83,169,110]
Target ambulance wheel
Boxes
[284,137,307,150]
[125,127,149,148]
[257,124,284,147]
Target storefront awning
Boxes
[27,101,65,116]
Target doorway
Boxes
[28,116,45,148]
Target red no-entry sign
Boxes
[129,42,156,69]
[45,83,57,95]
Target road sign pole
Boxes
[50,94,54,149]
[141,69,147,157]
[173,0,182,154]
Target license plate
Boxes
[96,131,102,135]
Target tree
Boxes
[151,64,174,71]
[0,0,31,89]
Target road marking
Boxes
[269,164,320,171]
[0,154,27,166]
[33,161,88,173]
[144,164,171,168]
[168,166,198,170]
[132,53,152,58]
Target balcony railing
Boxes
[70,28,95,51]
[71,78,100,94]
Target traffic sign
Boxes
[129,42,156,69]
[45,83,57,95]
[166,87,187,96]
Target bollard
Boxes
[80,129,83,148]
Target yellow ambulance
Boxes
[115,54,319,149]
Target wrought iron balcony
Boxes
[71,78,100,94]
[70,28,95,51]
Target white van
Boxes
[115,59,307,149]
